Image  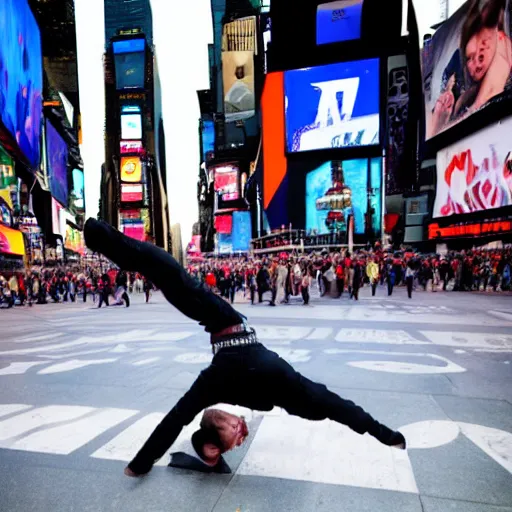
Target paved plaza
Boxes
[0,286,511,511]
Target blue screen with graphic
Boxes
[0,0,43,168]
[317,0,364,45]
[306,158,381,237]
[232,211,251,252]
[284,58,379,153]
[201,120,215,162]
[46,120,69,208]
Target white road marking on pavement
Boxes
[324,349,466,374]
[0,404,32,419]
[35,348,114,360]
[37,359,118,375]
[0,339,87,356]
[132,358,161,366]
[174,352,211,364]
[253,326,312,341]
[335,329,427,345]
[454,349,466,354]
[91,413,166,462]
[488,310,512,322]
[110,344,133,353]
[458,423,512,475]
[421,331,512,350]
[13,333,65,344]
[399,421,461,449]
[10,408,137,454]
[0,406,94,442]
[138,346,181,353]
[306,328,333,340]
[0,362,49,375]
[237,415,418,493]
[267,347,312,363]
[143,332,194,342]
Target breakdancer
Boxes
[84,219,406,477]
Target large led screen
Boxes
[285,58,380,153]
[114,51,145,90]
[46,121,69,207]
[433,117,512,218]
[423,0,512,140]
[316,0,363,45]
[222,51,256,121]
[201,120,215,162]
[306,158,382,237]
[0,0,43,168]
[121,114,142,140]
[120,140,144,155]
[214,163,239,202]
[71,169,84,210]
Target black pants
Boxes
[84,219,383,475]
[387,282,394,296]
[301,286,309,305]
[122,291,130,307]
[371,282,377,296]
[98,289,109,308]
[406,276,413,298]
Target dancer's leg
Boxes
[84,219,243,333]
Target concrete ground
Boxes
[0,285,511,512]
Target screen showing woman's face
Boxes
[465,27,497,83]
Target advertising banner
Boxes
[232,211,252,252]
[316,0,364,45]
[285,58,380,153]
[113,38,146,91]
[64,223,84,254]
[306,158,382,237]
[214,163,239,202]
[71,169,84,210]
[121,113,142,140]
[121,183,143,203]
[222,16,257,53]
[46,120,69,207]
[201,120,215,163]
[120,140,144,155]
[423,0,512,140]
[0,223,25,256]
[222,51,256,121]
[0,0,43,168]
[434,116,512,218]
[120,156,142,183]
[214,214,233,235]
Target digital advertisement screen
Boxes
[71,169,84,210]
[222,51,256,121]
[285,58,380,153]
[121,114,142,140]
[217,233,233,254]
[214,214,233,235]
[120,156,142,183]
[232,211,252,252]
[64,224,84,254]
[113,39,145,54]
[115,51,145,90]
[0,0,43,168]
[214,164,239,202]
[316,0,363,45]
[46,120,69,207]
[201,120,215,162]
[120,140,144,155]
[306,158,382,236]
[433,117,512,218]
[121,183,143,203]
[423,0,512,140]
[0,223,25,256]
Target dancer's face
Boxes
[204,409,249,452]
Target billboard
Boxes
[316,0,364,45]
[222,51,256,121]
[0,224,25,256]
[114,50,145,90]
[46,120,69,207]
[201,120,215,162]
[222,16,257,52]
[121,183,143,203]
[214,163,239,202]
[120,140,144,155]
[120,156,142,183]
[64,223,84,254]
[121,113,142,140]
[423,0,512,140]
[285,58,380,153]
[0,0,43,169]
[232,211,252,252]
[214,214,233,234]
[433,117,512,218]
[71,169,84,210]
[306,158,382,237]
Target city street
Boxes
[0,287,511,512]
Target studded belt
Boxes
[211,328,259,355]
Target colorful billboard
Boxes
[222,51,255,121]
[285,58,380,153]
[433,117,512,218]
[306,158,382,237]
[232,211,252,252]
[71,169,84,210]
[423,0,512,140]
[0,0,43,168]
[64,223,84,254]
[0,224,25,256]
[46,120,69,207]
[120,140,144,155]
[214,163,239,202]
[121,113,142,140]
[201,120,215,163]
[316,0,364,45]
[120,156,142,183]
[121,183,143,203]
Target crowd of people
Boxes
[0,265,154,309]
[1,246,510,310]
[187,246,512,305]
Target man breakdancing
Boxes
[84,219,406,477]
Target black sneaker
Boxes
[368,422,406,449]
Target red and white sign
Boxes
[120,140,144,155]
[121,183,143,203]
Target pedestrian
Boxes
[84,218,406,478]
[405,261,415,299]
[366,257,379,297]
